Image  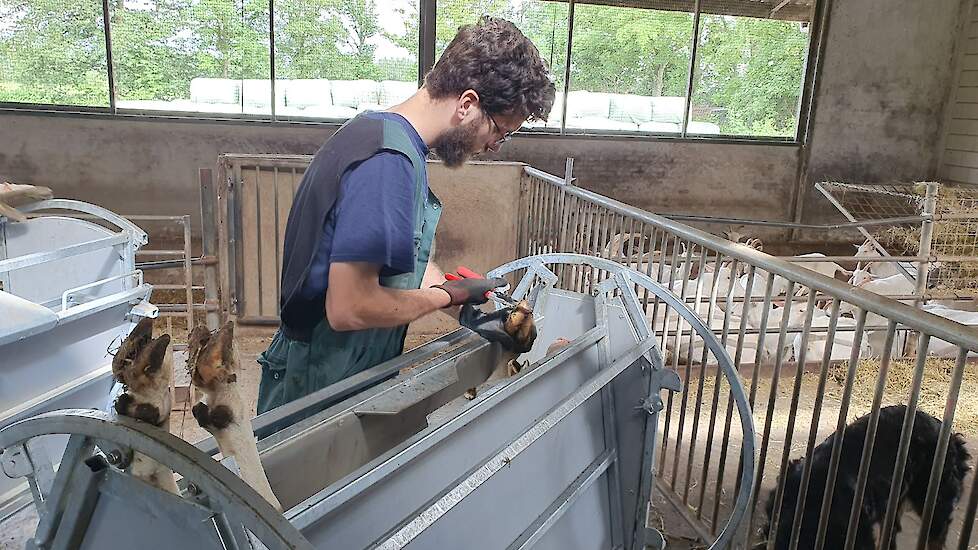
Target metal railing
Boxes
[519,165,978,550]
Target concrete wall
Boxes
[798,0,969,236]
[940,1,978,184]
[0,113,800,234]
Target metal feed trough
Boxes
[0,200,156,520]
[0,255,755,549]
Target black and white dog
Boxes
[763,405,970,550]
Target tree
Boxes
[0,0,108,105]
[569,5,692,97]
[692,15,809,136]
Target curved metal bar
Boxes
[522,166,978,353]
[488,253,757,550]
[0,409,311,550]
[17,199,148,244]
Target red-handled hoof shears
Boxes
[444,266,518,306]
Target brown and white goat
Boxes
[187,322,282,511]
[111,317,180,494]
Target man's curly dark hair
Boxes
[425,16,556,121]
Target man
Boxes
[257,16,556,413]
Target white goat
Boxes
[920,304,978,357]
[847,270,916,303]
[853,238,918,280]
[792,309,870,363]
[790,253,852,282]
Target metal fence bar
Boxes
[739,273,775,543]
[745,281,796,547]
[957,457,978,550]
[695,257,737,521]
[842,321,897,550]
[877,333,932,549]
[656,234,682,477]
[765,291,817,550]
[182,215,194,332]
[787,299,841,550]
[812,308,867,550]
[668,241,697,490]
[708,262,747,532]
[682,249,721,505]
[916,347,969,550]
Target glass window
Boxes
[274,0,419,119]
[109,0,270,114]
[690,11,811,138]
[0,0,109,106]
[566,4,693,134]
[435,0,568,129]
[0,0,816,140]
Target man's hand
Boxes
[433,277,507,306]
[0,182,52,222]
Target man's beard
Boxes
[431,121,481,168]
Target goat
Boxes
[0,182,52,222]
[921,304,978,358]
[188,322,283,511]
[790,252,852,283]
[791,307,869,363]
[111,318,180,494]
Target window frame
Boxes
[0,0,825,145]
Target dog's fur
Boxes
[763,405,970,550]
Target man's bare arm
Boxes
[326,262,451,331]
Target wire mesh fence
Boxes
[820,181,978,298]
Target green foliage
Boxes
[693,15,810,136]
[569,5,691,97]
[0,0,808,137]
[0,0,108,105]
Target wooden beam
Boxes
[769,0,793,18]
[548,0,814,22]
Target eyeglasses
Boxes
[486,111,516,145]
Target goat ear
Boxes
[215,322,235,361]
[143,334,170,374]
[131,317,155,342]
[186,325,212,372]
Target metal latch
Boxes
[637,368,682,415]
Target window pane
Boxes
[0,0,109,106]
[567,4,693,134]
[690,12,811,138]
[435,0,568,129]
[111,0,271,115]
[275,0,419,119]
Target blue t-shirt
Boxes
[301,112,429,300]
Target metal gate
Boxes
[520,166,978,549]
